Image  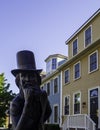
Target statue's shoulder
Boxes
[40,90,48,106]
[12,94,24,104]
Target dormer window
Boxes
[52,58,57,70]
[45,54,67,75]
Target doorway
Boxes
[89,88,98,127]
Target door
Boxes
[90,88,98,127]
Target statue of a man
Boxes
[10,50,52,130]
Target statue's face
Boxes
[19,72,38,88]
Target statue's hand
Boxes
[23,88,34,104]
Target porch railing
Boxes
[62,114,96,130]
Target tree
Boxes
[0,73,16,127]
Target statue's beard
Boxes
[22,81,32,88]
[21,80,40,91]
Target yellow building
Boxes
[61,9,100,130]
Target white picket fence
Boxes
[62,114,96,130]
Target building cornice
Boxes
[45,54,67,62]
[59,39,100,70]
[42,39,100,84]
[42,69,59,83]
[65,8,100,44]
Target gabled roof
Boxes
[65,8,100,44]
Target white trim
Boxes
[73,61,81,81]
[84,25,92,48]
[73,91,81,115]
[88,50,98,74]
[98,87,100,128]
[60,71,62,127]
[65,9,100,44]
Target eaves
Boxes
[42,39,100,84]
[58,39,100,71]
[65,8,100,44]
[42,69,59,83]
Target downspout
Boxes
[98,86,100,128]
[60,71,62,128]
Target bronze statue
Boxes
[10,50,52,130]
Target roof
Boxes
[45,54,68,62]
[42,39,100,83]
[65,8,100,44]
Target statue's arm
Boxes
[10,92,35,130]
[43,99,52,122]
[11,101,34,130]
[41,90,52,122]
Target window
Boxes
[89,51,98,73]
[64,69,70,84]
[73,39,78,56]
[54,105,58,123]
[52,58,57,70]
[47,82,50,96]
[74,93,81,114]
[74,62,81,80]
[85,26,92,47]
[46,60,51,74]
[54,77,58,94]
[90,88,98,98]
[64,96,70,115]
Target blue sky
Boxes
[0,0,100,93]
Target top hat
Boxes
[11,50,42,77]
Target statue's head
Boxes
[11,50,42,76]
[11,50,42,88]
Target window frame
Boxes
[53,77,59,94]
[64,69,70,84]
[52,58,57,70]
[64,95,70,115]
[73,92,81,114]
[53,104,59,124]
[88,50,98,73]
[84,25,92,48]
[73,61,81,80]
[72,38,78,56]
